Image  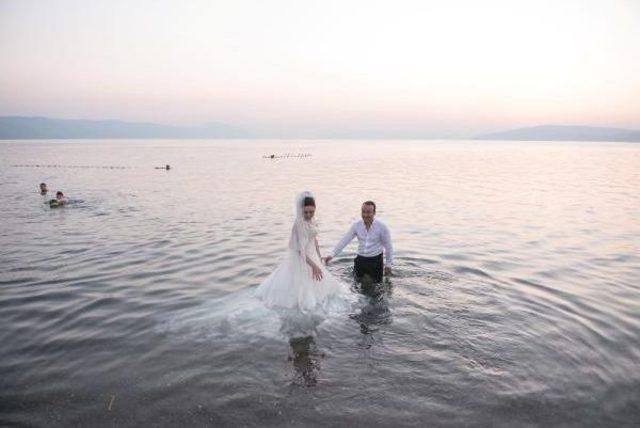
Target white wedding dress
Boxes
[255,193,351,313]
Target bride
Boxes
[255,192,350,312]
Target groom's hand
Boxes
[323,256,333,265]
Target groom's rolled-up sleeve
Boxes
[330,223,357,258]
[382,224,393,267]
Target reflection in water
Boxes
[350,277,394,349]
[278,312,325,387]
[288,335,324,387]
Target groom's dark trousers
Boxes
[354,253,383,282]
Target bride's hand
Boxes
[311,264,323,281]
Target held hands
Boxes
[322,255,333,265]
[384,266,392,276]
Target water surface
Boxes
[1,139,639,426]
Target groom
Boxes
[324,201,393,282]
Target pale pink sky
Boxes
[1,0,639,137]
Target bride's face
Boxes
[303,205,315,221]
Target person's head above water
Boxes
[361,200,376,226]
[303,196,316,221]
[39,183,47,193]
[56,191,64,200]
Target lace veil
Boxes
[288,191,314,264]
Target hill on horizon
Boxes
[0,116,249,139]
[475,125,640,143]
[2,117,640,142]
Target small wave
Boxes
[155,288,359,343]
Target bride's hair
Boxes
[303,196,315,207]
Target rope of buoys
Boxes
[263,153,312,159]
[13,164,171,170]
[11,164,132,169]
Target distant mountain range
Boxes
[0,116,250,139]
[1,117,639,142]
[475,125,640,143]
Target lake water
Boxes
[1,139,639,427]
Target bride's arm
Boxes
[315,238,322,260]
[305,254,323,280]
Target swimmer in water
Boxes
[49,191,68,207]
[39,183,48,195]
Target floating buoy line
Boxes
[11,164,132,169]
[12,164,172,170]
[262,153,312,159]
[11,154,313,169]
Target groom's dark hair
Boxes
[303,196,315,207]
[363,200,376,213]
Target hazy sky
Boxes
[1,0,639,137]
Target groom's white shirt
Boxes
[330,219,393,267]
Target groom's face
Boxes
[361,204,375,224]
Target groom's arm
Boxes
[326,223,357,261]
